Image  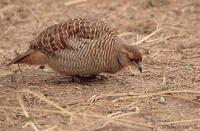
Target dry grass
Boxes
[0,89,153,130]
[64,0,88,7]
[1,88,200,130]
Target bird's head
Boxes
[118,44,143,72]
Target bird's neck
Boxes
[117,46,128,68]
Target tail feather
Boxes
[7,50,48,66]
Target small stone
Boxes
[159,96,166,104]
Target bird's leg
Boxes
[87,74,97,79]
[86,74,108,80]
[71,75,83,82]
[96,74,108,80]
[71,74,107,82]
[84,74,107,80]
[77,75,97,80]
[70,75,93,82]
[71,74,101,82]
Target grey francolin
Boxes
[7,18,142,78]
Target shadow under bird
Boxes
[7,18,142,79]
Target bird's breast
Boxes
[48,40,122,75]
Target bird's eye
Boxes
[130,58,134,61]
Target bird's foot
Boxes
[96,74,108,81]
[71,74,107,83]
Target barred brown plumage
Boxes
[7,18,143,78]
[30,18,116,54]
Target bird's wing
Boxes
[30,18,117,55]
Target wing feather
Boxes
[30,18,117,55]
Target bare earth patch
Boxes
[0,0,200,130]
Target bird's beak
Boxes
[133,62,142,73]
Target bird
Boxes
[7,18,142,79]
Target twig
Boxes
[17,89,152,129]
[17,64,26,83]
[18,89,77,117]
[0,105,71,114]
[109,107,140,118]
[146,38,163,43]
[13,51,26,83]
[89,111,153,129]
[133,27,162,45]
[97,90,200,99]
[97,108,142,130]
[151,50,160,58]
[87,94,97,102]
[17,92,39,131]
[160,118,200,125]
[127,66,135,75]
[64,0,87,7]
[117,32,136,37]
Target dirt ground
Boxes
[0,0,200,130]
